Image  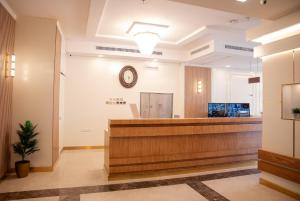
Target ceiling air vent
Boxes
[96,46,163,55]
[190,45,210,55]
[225,44,253,52]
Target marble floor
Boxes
[0,150,296,201]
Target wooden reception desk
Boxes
[104,117,262,176]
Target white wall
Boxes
[64,55,263,146]
[64,56,184,146]
[211,68,263,116]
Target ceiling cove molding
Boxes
[0,0,16,19]
[87,0,108,37]
[247,11,300,42]
[96,26,207,46]
[254,33,300,58]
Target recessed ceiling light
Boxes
[236,0,247,2]
[225,65,231,68]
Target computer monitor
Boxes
[208,103,226,117]
[226,103,250,117]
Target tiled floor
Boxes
[80,184,207,201]
[11,198,59,201]
[0,150,296,201]
[203,174,297,201]
[0,150,107,193]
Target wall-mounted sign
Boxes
[248,77,260,84]
[106,98,126,105]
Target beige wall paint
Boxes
[262,51,294,156]
[295,48,300,83]
[296,121,300,158]
[59,38,66,153]
[295,49,300,159]
[12,17,57,167]
[64,56,184,146]
[261,46,300,192]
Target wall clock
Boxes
[119,65,138,88]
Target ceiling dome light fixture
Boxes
[133,32,160,55]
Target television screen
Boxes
[208,103,226,117]
[226,103,250,117]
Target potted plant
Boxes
[12,120,39,178]
[292,108,300,119]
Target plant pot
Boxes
[294,113,300,119]
[15,160,30,178]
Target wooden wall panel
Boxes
[184,66,211,118]
[258,149,300,184]
[52,28,61,166]
[0,3,15,178]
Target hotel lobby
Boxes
[0,0,299,200]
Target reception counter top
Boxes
[104,117,262,176]
[109,117,262,125]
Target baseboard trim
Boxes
[63,146,104,150]
[258,149,300,184]
[8,166,53,173]
[30,166,53,172]
[260,178,300,200]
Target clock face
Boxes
[123,70,134,84]
[119,66,138,88]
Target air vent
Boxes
[190,45,210,55]
[144,66,159,71]
[225,44,253,52]
[96,46,163,55]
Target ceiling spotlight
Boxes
[225,65,231,68]
[260,0,267,5]
[236,0,247,2]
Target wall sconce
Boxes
[197,80,202,93]
[5,54,16,77]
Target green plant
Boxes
[292,108,300,114]
[13,120,40,161]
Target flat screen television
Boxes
[226,103,250,117]
[208,103,226,117]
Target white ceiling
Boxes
[170,0,300,20]
[6,0,297,70]
[96,0,258,44]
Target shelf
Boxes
[282,83,300,120]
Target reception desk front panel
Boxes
[104,117,262,175]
